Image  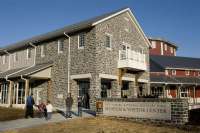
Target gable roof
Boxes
[0,7,150,54]
[148,37,178,49]
[150,55,200,70]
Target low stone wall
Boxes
[96,98,189,125]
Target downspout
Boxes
[64,32,71,94]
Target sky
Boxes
[0,0,199,58]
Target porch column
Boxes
[8,81,14,107]
[134,74,140,98]
[111,80,121,98]
[47,80,52,102]
[128,81,135,98]
[24,79,30,105]
[90,74,101,111]
[193,86,196,104]
[177,85,181,98]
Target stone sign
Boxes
[103,101,171,120]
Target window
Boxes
[14,53,18,62]
[58,39,64,53]
[180,88,188,98]
[1,83,9,104]
[172,70,176,75]
[2,55,6,64]
[41,45,46,57]
[18,82,25,104]
[78,33,85,48]
[170,47,173,53]
[27,48,31,59]
[164,44,167,51]
[185,70,190,76]
[198,72,200,76]
[105,34,112,49]
[151,41,156,48]
[165,70,169,75]
[151,87,164,97]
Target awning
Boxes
[0,67,26,79]
[7,61,53,79]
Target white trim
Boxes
[41,45,45,57]
[170,47,173,53]
[26,48,31,59]
[92,8,151,48]
[99,73,147,82]
[2,55,5,64]
[164,43,167,51]
[151,41,156,48]
[71,73,92,79]
[161,42,164,55]
[172,70,176,76]
[166,67,200,71]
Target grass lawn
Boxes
[2,117,200,133]
[0,107,25,121]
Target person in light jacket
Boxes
[46,100,53,120]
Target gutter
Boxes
[64,32,71,94]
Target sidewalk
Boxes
[0,110,95,132]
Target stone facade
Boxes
[0,9,150,112]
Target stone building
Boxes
[0,8,150,111]
[149,38,200,108]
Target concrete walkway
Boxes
[0,110,95,132]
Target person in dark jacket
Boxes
[25,93,35,118]
[65,93,73,118]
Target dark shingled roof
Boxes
[8,61,53,78]
[0,67,26,79]
[150,55,200,70]
[150,74,200,85]
[1,7,129,53]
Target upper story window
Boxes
[41,45,46,57]
[105,33,112,49]
[172,70,176,75]
[14,53,18,62]
[185,70,190,76]
[27,48,31,59]
[164,44,167,51]
[165,70,169,75]
[78,33,85,49]
[170,47,173,53]
[58,39,64,53]
[2,55,6,64]
[151,41,156,48]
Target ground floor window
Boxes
[1,83,9,104]
[151,87,164,97]
[180,88,188,98]
[101,81,111,98]
[18,82,25,104]
[121,82,129,98]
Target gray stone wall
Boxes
[96,98,189,125]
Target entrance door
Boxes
[78,81,90,108]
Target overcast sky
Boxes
[0,0,199,58]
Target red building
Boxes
[149,38,200,108]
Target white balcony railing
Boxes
[118,50,147,71]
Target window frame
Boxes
[27,48,31,59]
[164,44,167,51]
[58,39,64,53]
[180,88,188,98]
[185,70,190,76]
[41,45,45,57]
[78,33,85,49]
[105,33,112,50]
[14,53,18,62]
[151,41,156,48]
[170,47,173,53]
[172,70,176,76]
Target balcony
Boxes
[118,50,147,71]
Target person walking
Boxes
[65,93,73,118]
[25,93,35,118]
[46,100,53,120]
[78,96,82,117]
